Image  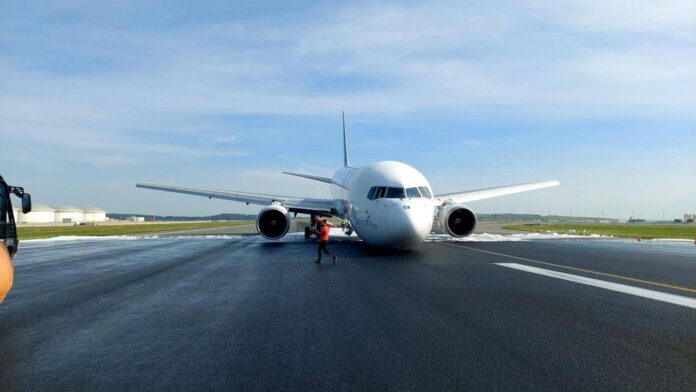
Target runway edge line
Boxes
[440,242,696,294]
[496,263,696,309]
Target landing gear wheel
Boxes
[345,226,353,236]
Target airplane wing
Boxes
[434,180,560,205]
[282,172,348,190]
[136,182,341,216]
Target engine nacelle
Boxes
[437,205,477,237]
[256,205,291,240]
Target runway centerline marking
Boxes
[440,242,696,295]
[496,263,696,309]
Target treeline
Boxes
[477,214,616,223]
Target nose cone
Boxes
[386,203,433,249]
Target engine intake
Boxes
[256,205,291,240]
[438,205,477,237]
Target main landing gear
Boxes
[303,214,353,238]
[304,214,317,239]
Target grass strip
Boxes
[18,221,254,240]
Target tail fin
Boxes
[342,111,350,168]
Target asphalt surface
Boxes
[1,236,694,391]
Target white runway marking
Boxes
[496,263,696,309]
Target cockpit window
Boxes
[368,186,388,200]
[369,186,431,200]
[406,187,421,198]
[385,187,405,199]
[418,186,432,199]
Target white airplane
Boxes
[137,114,559,249]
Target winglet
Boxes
[342,111,350,168]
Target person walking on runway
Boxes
[314,218,337,265]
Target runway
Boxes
[1,235,694,391]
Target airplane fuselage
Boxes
[330,161,435,250]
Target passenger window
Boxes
[418,187,432,199]
[406,187,421,198]
[367,187,378,200]
[385,187,405,199]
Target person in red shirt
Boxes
[314,218,337,264]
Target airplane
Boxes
[136,114,559,250]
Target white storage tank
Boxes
[20,204,56,224]
[53,206,84,224]
[83,207,107,223]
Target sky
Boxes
[1,0,694,220]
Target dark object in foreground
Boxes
[0,175,32,258]
[0,175,32,303]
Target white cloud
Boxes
[215,135,237,143]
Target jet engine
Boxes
[437,205,477,237]
[256,205,291,240]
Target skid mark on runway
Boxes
[496,263,696,309]
[440,242,696,295]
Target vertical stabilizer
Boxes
[342,111,350,168]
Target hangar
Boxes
[17,204,56,224]
[15,205,107,224]
[54,206,84,224]
[83,207,107,223]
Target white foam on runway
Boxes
[23,234,243,243]
[22,228,689,244]
[426,232,606,242]
[23,235,142,243]
[21,230,596,243]
[651,238,694,243]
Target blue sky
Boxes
[1,0,694,219]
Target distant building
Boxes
[18,204,56,224]
[83,207,107,223]
[54,206,84,224]
[627,218,646,223]
[127,216,145,222]
[684,214,695,223]
[14,205,108,224]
